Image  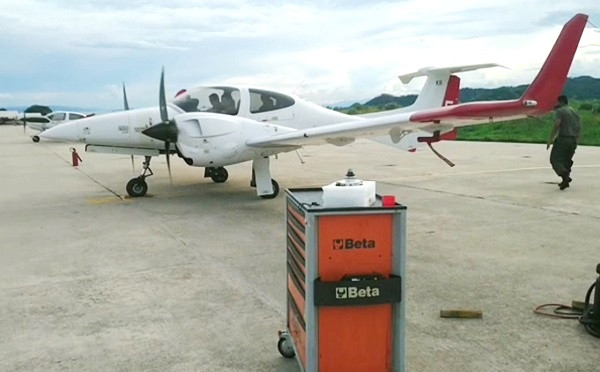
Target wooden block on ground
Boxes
[440,310,483,319]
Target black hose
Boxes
[579,281,600,338]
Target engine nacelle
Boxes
[174,113,294,167]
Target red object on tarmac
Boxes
[70,147,82,166]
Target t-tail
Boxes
[410,13,588,123]
[371,69,464,150]
[398,63,497,111]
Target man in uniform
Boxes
[546,95,582,190]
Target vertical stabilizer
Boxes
[522,13,588,112]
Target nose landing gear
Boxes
[126,156,154,197]
[204,167,229,183]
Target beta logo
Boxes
[335,286,380,299]
[333,238,376,250]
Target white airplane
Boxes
[41,13,588,199]
[26,110,90,142]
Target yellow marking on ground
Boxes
[87,197,131,205]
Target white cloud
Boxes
[0,0,599,109]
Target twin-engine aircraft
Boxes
[41,14,588,199]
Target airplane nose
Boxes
[40,122,80,141]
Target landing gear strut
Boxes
[260,179,279,199]
[250,168,279,199]
[126,156,153,197]
[204,167,229,183]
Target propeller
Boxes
[122,82,134,171]
[141,68,178,184]
[22,112,26,134]
[122,82,130,110]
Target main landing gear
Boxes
[261,179,279,199]
[126,156,153,197]
[250,169,279,199]
[204,167,229,183]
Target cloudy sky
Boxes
[1,0,599,111]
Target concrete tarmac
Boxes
[1,124,599,371]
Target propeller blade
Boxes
[145,67,176,186]
[122,83,134,171]
[159,67,168,123]
[123,82,130,110]
[165,141,172,185]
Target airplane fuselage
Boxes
[41,85,359,167]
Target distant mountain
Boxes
[364,93,417,107]
[348,76,600,110]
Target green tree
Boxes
[25,105,52,115]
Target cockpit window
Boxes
[69,113,85,120]
[48,112,66,121]
[249,89,295,114]
[172,87,240,115]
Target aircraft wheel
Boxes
[32,135,40,143]
[260,180,279,199]
[277,336,295,359]
[211,167,228,183]
[126,177,148,197]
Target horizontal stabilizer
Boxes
[398,63,501,84]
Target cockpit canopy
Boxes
[172,86,295,116]
[173,86,240,115]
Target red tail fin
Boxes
[522,13,588,112]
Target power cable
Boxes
[534,265,600,338]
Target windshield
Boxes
[172,87,240,115]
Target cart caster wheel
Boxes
[278,337,295,359]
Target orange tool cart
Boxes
[278,187,406,372]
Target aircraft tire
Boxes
[126,177,148,197]
[32,135,40,143]
[211,167,228,183]
[260,179,279,199]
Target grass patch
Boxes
[457,105,600,146]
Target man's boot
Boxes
[559,175,571,190]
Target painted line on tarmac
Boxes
[50,149,125,199]
[380,181,600,220]
[74,169,124,199]
[423,164,600,177]
[87,197,131,205]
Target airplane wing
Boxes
[248,13,588,149]
[246,100,519,148]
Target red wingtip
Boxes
[522,13,588,113]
